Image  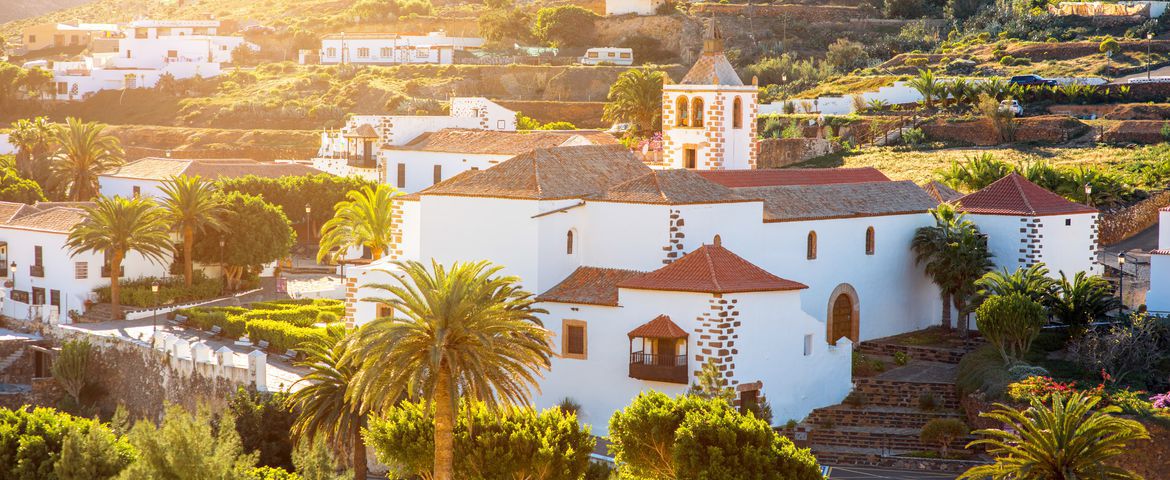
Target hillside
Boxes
[0,0,97,24]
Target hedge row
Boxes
[174,299,344,353]
[96,274,223,308]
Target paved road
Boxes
[827,465,957,479]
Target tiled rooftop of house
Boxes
[390,128,617,155]
[618,240,807,294]
[0,201,94,233]
[420,145,650,200]
[921,181,964,203]
[697,168,891,188]
[102,158,322,181]
[537,267,645,306]
[628,315,688,338]
[598,169,750,205]
[956,173,1097,216]
[736,180,940,222]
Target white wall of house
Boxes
[318,38,453,65]
[605,0,665,15]
[0,228,170,324]
[534,287,851,434]
[968,213,1099,278]
[382,151,510,192]
[1146,209,1169,313]
[98,176,166,200]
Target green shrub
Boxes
[919,418,968,457]
[976,293,1046,363]
[95,273,223,308]
[957,344,1012,399]
[246,320,328,353]
[0,406,134,479]
[894,351,911,366]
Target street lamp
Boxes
[1148,31,1156,80]
[1084,184,1093,206]
[7,262,14,320]
[1117,253,1126,319]
[151,280,160,337]
[305,203,313,245]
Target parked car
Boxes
[1009,74,1058,87]
[1000,99,1023,116]
[607,123,632,134]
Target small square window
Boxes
[562,320,587,359]
[803,334,813,356]
[1065,218,1072,226]
[74,262,88,280]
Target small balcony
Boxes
[29,265,44,278]
[629,353,688,384]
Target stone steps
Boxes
[806,405,963,430]
[855,341,973,365]
[851,376,960,410]
[809,425,975,453]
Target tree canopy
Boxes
[0,167,46,204]
[533,5,599,48]
[192,191,295,289]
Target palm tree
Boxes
[976,264,1055,304]
[66,196,171,321]
[912,204,994,334]
[51,117,124,201]
[8,117,57,195]
[1047,271,1119,335]
[959,392,1148,480]
[317,184,399,264]
[908,69,942,109]
[287,327,367,480]
[160,175,225,287]
[349,260,554,480]
[602,68,667,135]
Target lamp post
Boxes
[1084,183,1093,207]
[219,238,227,293]
[8,262,14,320]
[151,281,160,337]
[1149,31,1156,80]
[1117,253,1126,319]
[305,203,313,246]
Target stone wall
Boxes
[1108,419,1170,477]
[1099,190,1170,245]
[921,116,1089,146]
[757,138,836,169]
[1102,120,1170,144]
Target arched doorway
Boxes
[826,284,860,345]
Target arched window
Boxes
[566,230,575,255]
[676,96,689,127]
[692,97,705,127]
[732,97,743,129]
[865,227,875,255]
[807,231,817,260]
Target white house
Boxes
[606,0,666,15]
[581,48,634,66]
[662,21,758,170]
[1146,207,1169,314]
[0,202,171,324]
[382,129,618,192]
[309,31,483,65]
[312,97,517,182]
[47,19,256,101]
[99,157,323,200]
[342,144,945,431]
[954,173,1101,278]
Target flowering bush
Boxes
[1150,392,1170,409]
[1006,376,1078,404]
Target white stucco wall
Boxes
[968,212,1099,278]
[1146,209,1169,313]
[535,288,851,434]
[98,176,165,200]
[662,87,757,170]
[382,151,510,192]
[605,0,664,15]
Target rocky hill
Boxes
[0,0,96,24]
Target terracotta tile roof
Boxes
[537,266,645,306]
[4,205,90,233]
[956,173,1097,216]
[0,202,31,224]
[736,181,939,222]
[628,315,688,338]
[102,158,322,181]
[618,240,807,294]
[679,52,744,86]
[598,169,750,205]
[343,124,379,138]
[390,129,617,155]
[1152,249,1170,255]
[922,181,964,203]
[697,168,891,188]
[420,145,651,200]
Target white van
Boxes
[581,47,633,66]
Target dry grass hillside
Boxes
[0,0,96,24]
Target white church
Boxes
[340,22,1101,431]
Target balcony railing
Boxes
[29,265,44,278]
[628,352,688,384]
